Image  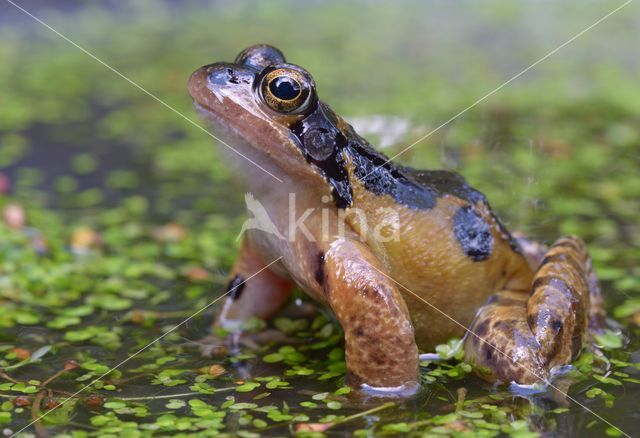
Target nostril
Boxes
[207,65,229,86]
[206,63,244,86]
[226,68,239,84]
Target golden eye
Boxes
[259,68,313,114]
[269,75,301,100]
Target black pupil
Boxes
[269,76,301,100]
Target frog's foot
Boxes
[323,238,420,395]
[464,236,603,385]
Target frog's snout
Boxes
[189,63,228,96]
[189,62,251,107]
[187,64,209,102]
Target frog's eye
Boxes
[259,68,314,114]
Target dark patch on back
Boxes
[315,252,325,286]
[347,141,438,210]
[409,169,487,205]
[453,206,494,262]
[225,275,246,301]
[410,169,521,252]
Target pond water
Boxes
[0,1,639,436]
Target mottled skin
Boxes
[188,45,604,394]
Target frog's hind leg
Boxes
[464,236,602,384]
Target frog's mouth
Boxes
[190,97,274,166]
[192,102,237,141]
[191,100,258,157]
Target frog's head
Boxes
[189,44,353,189]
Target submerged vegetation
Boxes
[0,1,639,436]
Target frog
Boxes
[188,44,606,395]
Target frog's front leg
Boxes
[323,238,420,393]
[212,236,294,337]
[464,236,602,384]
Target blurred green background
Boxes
[0,1,639,436]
